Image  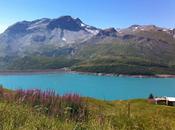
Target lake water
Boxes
[0,72,175,100]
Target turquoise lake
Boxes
[0,72,175,100]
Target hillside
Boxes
[0,87,175,130]
[0,16,175,75]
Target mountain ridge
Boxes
[0,16,175,75]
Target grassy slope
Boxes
[72,40,175,75]
[0,101,77,130]
[1,98,175,130]
[0,56,80,71]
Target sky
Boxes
[0,0,175,33]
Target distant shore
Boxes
[74,71,175,78]
[0,69,67,75]
[0,68,175,78]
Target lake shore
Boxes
[0,68,175,78]
[72,71,175,78]
[0,69,66,75]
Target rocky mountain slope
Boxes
[0,16,100,57]
[0,16,175,74]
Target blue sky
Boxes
[0,0,175,33]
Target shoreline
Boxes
[72,71,175,78]
[0,68,175,78]
[0,69,66,75]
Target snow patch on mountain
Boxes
[85,28,99,35]
[62,37,66,41]
[81,23,86,27]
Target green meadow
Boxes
[0,87,174,130]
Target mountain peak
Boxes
[56,15,77,22]
[123,24,164,33]
[96,27,117,37]
[58,15,83,25]
[129,25,141,28]
[47,15,84,31]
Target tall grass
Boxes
[0,87,87,122]
[0,86,175,130]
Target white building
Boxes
[154,97,175,106]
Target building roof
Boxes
[165,97,175,102]
[154,97,166,101]
[154,97,175,102]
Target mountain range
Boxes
[0,15,175,75]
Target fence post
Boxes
[127,102,131,118]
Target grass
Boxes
[0,87,175,130]
[0,87,87,122]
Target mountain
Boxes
[0,16,175,75]
[0,16,100,57]
[173,29,175,38]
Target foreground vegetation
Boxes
[0,87,175,130]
